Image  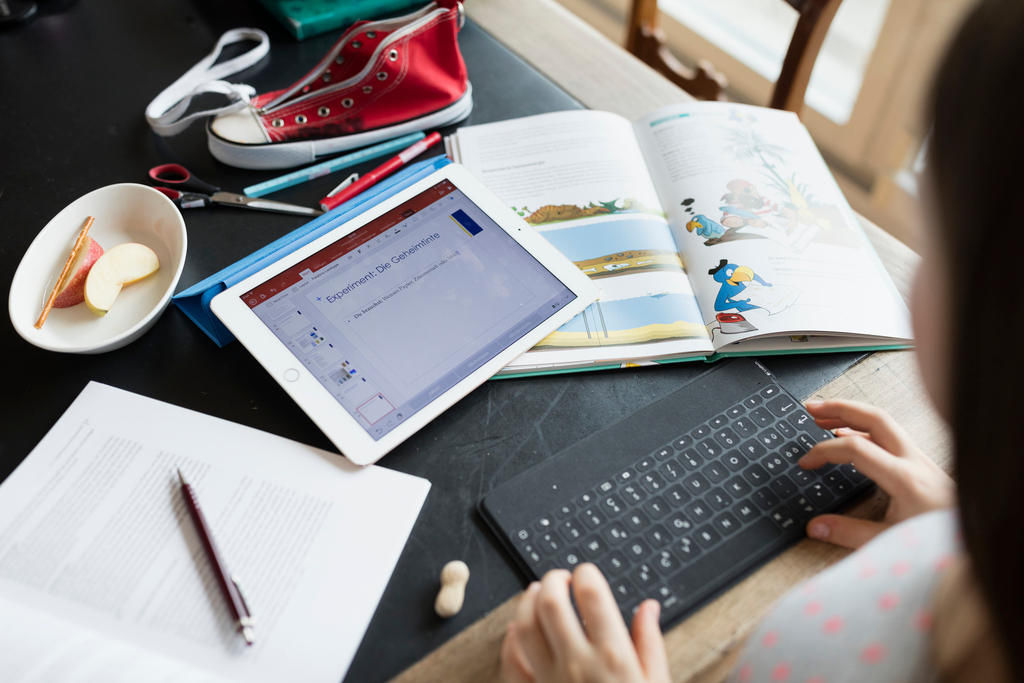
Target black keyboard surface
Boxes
[479,359,871,627]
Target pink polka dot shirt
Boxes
[730,509,959,683]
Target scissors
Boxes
[148,163,322,217]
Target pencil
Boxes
[34,215,95,329]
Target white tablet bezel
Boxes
[211,163,596,465]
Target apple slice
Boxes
[52,237,104,308]
[84,243,160,315]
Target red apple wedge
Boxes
[84,243,160,315]
[52,237,104,308]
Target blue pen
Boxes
[242,132,427,197]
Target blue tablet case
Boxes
[172,156,451,346]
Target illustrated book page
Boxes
[446,110,713,374]
[0,382,430,683]
[633,102,913,354]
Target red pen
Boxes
[319,131,442,212]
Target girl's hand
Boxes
[800,399,954,549]
[500,563,670,683]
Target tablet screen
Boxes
[240,180,577,440]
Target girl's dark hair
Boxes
[928,0,1024,674]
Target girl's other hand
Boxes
[500,563,670,683]
[800,399,954,549]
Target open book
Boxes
[445,103,912,376]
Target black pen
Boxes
[177,468,256,645]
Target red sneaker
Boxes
[208,1,471,169]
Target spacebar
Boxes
[667,520,783,611]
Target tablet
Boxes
[211,164,597,465]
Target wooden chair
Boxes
[626,0,843,114]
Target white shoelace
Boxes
[145,28,270,137]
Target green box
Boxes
[258,0,426,40]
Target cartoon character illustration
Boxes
[719,179,779,229]
[685,214,725,240]
[708,258,771,312]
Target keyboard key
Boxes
[735,500,758,522]
[694,525,722,549]
[714,427,740,449]
[660,459,684,481]
[733,417,757,438]
[769,505,799,531]
[684,500,711,523]
[780,441,804,462]
[581,507,605,529]
[520,542,542,566]
[617,469,634,483]
[666,512,693,533]
[602,523,630,545]
[723,451,748,472]
[624,509,650,531]
[643,498,670,519]
[840,463,868,484]
[790,467,814,486]
[694,439,720,460]
[691,424,711,440]
[763,454,786,475]
[581,535,606,559]
[752,488,781,511]
[538,531,562,553]
[743,463,770,486]
[709,414,728,429]
[788,411,816,432]
[740,440,767,460]
[664,484,689,505]
[554,502,575,519]
[621,482,646,504]
[791,496,817,515]
[769,475,797,499]
[757,427,783,449]
[601,494,626,515]
[513,528,531,542]
[766,395,798,417]
[726,404,745,418]
[653,549,679,575]
[611,578,638,603]
[561,548,582,568]
[604,550,629,575]
[640,471,667,493]
[561,518,584,541]
[760,385,781,399]
[653,445,673,460]
[632,563,659,588]
[750,407,773,427]
[672,434,691,451]
[597,480,615,494]
[625,539,651,560]
[679,450,702,469]
[824,471,852,494]
[705,487,733,510]
[726,476,752,497]
[714,512,741,536]
[654,584,681,612]
[805,482,834,507]
[576,491,596,507]
[701,462,729,483]
[684,473,710,494]
[636,456,656,472]
[674,537,702,561]
[797,433,820,452]
[644,524,671,548]
[743,394,762,408]
[776,420,797,439]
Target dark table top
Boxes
[0,1,863,680]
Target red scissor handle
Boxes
[148,163,220,194]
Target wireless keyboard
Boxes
[479,359,872,627]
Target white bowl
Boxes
[9,183,187,354]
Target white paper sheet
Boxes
[0,382,430,683]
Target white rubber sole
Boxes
[207,85,474,170]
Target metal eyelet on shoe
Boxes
[295,115,307,124]
[335,56,344,65]
[271,118,284,128]
[302,85,310,93]
[352,40,362,49]
[318,106,330,117]
[365,31,376,39]
[388,49,399,61]
[362,85,373,94]
[377,71,388,81]
[322,72,332,83]
[342,98,354,108]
